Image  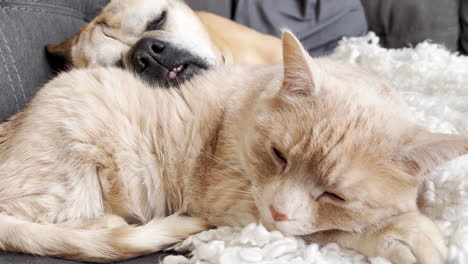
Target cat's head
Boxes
[238,31,468,235]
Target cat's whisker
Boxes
[191,167,252,190]
[217,198,256,205]
[209,178,253,193]
[200,150,251,182]
[225,176,253,189]
[210,187,253,196]
[171,85,193,113]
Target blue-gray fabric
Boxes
[231,0,368,56]
[185,0,232,18]
[361,0,460,52]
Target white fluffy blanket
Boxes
[162,33,468,264]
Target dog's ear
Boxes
[45,24,86,72]
[45,38,75,72]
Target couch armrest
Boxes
[0,0,109,122]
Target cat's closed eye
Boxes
[317,192,346,202]
[271,146,288,174]
[272,146,287,166]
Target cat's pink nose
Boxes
[269,205,289,221]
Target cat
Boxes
[0,31,465,263]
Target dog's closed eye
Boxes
[99,24,133,47]
[146,10,168,31]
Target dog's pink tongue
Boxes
[168,65,185,80]
[168,70,177,80]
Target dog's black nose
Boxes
[128,37,211,87]
[131,38,166,72]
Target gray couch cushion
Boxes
[0,0,109,122]
[361,0,460,51]
[0,251,172,264]
[185,0,232,18]
[231,0,368,56]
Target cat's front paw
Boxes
[313,212,448,264]
[377,238,416,263]
[370,212,447,264]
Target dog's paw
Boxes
[369,212,447,264]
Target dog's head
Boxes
[46,0,224,87]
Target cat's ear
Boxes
[400,132,468,177]
[281,30,319,96]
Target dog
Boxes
[46,0,282,87]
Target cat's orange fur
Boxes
[0,32,465,263]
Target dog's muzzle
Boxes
[129,37,210,87]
